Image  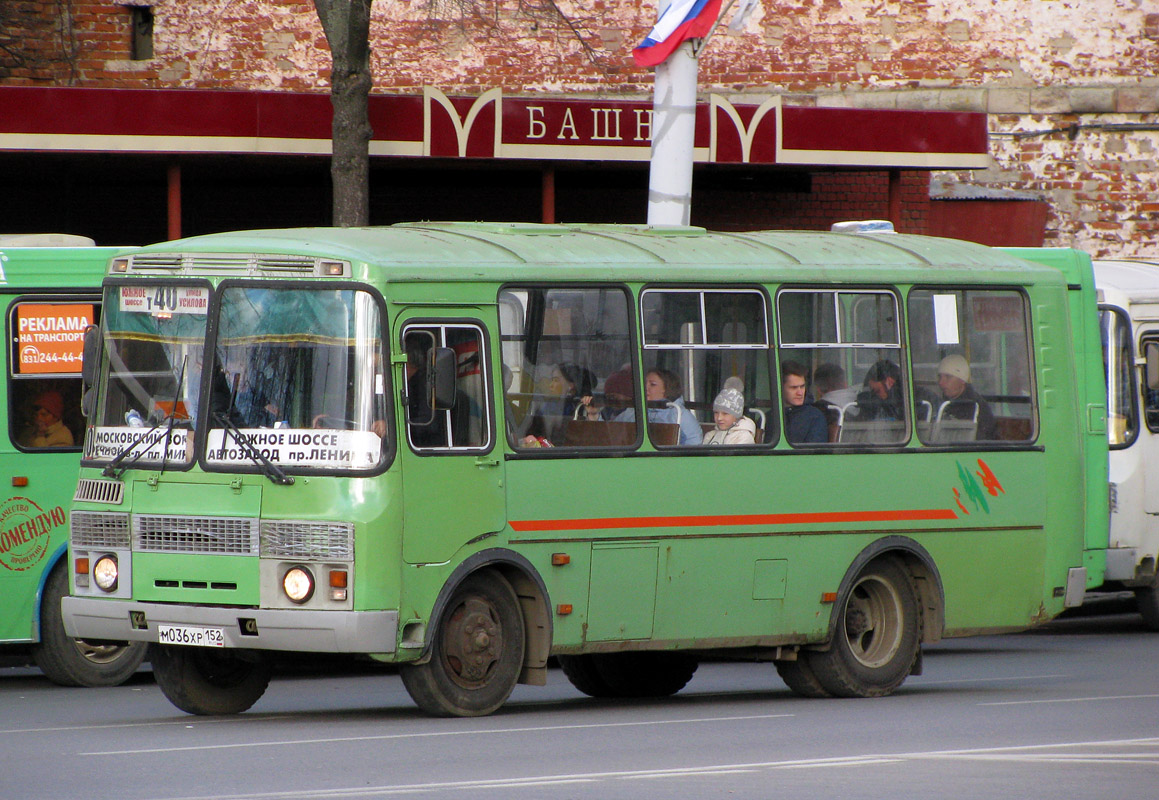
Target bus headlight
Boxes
[92,555,119,592]
[283,566,315,604]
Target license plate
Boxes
[157,623,225,648]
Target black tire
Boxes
[399,573,525,717]
[562,652,698,698]
[558,654,619,697]
[31,564,147,687]
[1137,584,1159,631]
[149,643,272,715]
[807,558,920,698]
[775,655,832,698]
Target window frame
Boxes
[400,319,494,455]
[193,278,393,478]
[498,283,642,455]
[640,285,776,449]
[775,285,909,448]
[906,284,1038,447]
[6,291,100,454]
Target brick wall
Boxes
[2,1,1155,254]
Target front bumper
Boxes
[62,596,398,654]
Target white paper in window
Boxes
[933,294,960,344]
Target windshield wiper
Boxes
[102,358,190,480]
[213,410,294,486]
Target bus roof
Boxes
[1092,259,1159,298]
[0,245,132,290]
[130,223,1065,285]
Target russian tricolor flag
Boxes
[633,0,723,68]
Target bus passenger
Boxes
[812,362,857,440]
[21,390,74,448]
[781,361,827,444]
[522,362,595,445]
[937,355,997,440]
[855,359,906,421]
[702,378,756,445]
[614,367,702,444]
[580,368,634,421]
[813,363,858,408]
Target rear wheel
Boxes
[149,644,272,715]
[1136,584,1159,631]
[557,654,617,697]
[31,564,147,687]
[807,558,920,698]
[775,654,831,698]
[399,573,525,717]
[560,652,698,698]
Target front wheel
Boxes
[149,644,272,715]
[806,558,920,698]
[31,564,147,687]
[399,573,525,717]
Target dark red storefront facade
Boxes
[1,85,992,245]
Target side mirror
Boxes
[81,325,101,387]
[431,347,458,410]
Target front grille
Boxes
[71,511,130,548]
[74,478,125,505]
[261,520,354,561]
[133,515,259,555]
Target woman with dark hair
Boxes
[615,366,703,445]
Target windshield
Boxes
[205,285,387,473]
[84,283,209,466]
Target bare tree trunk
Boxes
[313,0,373,227]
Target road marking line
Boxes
[979,693,1159,706]
[124,739,1159,800]
[916,673,1066,685]
[81,713,794,756]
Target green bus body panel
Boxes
[131,479,262,517]
[68,225,1105,660]
[1,246,127,644]
[1002,246,1111,581]
[133,552,259,605]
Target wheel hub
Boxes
[444,598,503,685]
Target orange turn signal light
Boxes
[556,604,573,615]
[75,557,90,575]
[329,570,348,588]
[12,476,28,487]
[551,553,570,566]
[821,592,838,604]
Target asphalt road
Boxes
[2,606,1157,800]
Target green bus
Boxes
[1,237,146,686]
[61,223,1108,716]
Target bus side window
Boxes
[777,289,905,446]
[402,324,490,451]
[7,298,95,451]
[640,288,775,448]
[498,286,637,450]
[907,289,1034,443]
[1142,339,1159,432]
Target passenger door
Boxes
[395,312,506,564]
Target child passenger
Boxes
[702,378,756,445]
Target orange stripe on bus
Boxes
[509,508,959,532]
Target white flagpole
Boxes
[646,2,699,226]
